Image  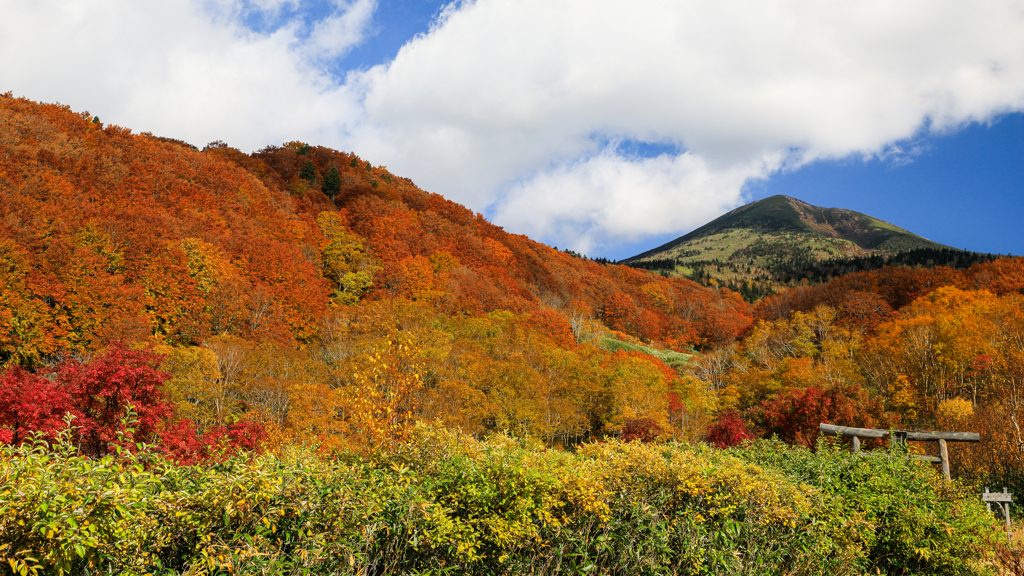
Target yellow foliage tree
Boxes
[316,211,376,305]
[180,237,252,336]
[606,354,671,435]
[157,345,231,431]
[342,335,425,451]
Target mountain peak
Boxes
[631,195,943,260]
[624,195,951,296]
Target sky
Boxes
[2,0,1023,261]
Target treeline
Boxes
[776,247,999,283]
[627,258,776,303]
[625,258,676,271]
[628,246,998,294]
[627,248,1001,306]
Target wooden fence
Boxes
[818,423,980,481]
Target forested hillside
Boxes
[4,92,1024,470]
[700,258,1024,490]
[4,93,1024,574]
[4,93,1024,462]
[0,94,749,453]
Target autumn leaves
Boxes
[6,92,1024,487]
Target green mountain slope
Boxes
[624,195,956,298]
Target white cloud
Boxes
[0,0,373,150]
[3,0,1024,254]
[493,147,781,255]
[307,0,377,59]
[346,0,1024,252]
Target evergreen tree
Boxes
[300,160,317,184]
[322,166,341,200]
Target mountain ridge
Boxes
[0,93,753,366]
[621,195,976,298]
[628,195,946,263]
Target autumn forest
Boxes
[1,93,1022,574]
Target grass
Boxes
[599,334,691,368]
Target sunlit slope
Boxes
[0,94,751,365]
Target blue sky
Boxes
[630,112,1024,261]
[2,0,1023,260]
[338,0,447,72]
[748,114,1024,258]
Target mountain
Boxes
[635,194,945,256]
[0,93,739,358]
[622,195,986,299]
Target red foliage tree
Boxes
[0,367,70,445]
[621,417,664,443]
[753,383,890,449]
[969,257,1024,296]
[0,344,183,455]
[602,292,639,335]
[57,344,173,456]
[705,410,752,448]
[836,290,893,332]
[159,418,267,465]
[529,308,577,349]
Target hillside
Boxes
[4,94,1024,573]
[624,195,965,298]
[0,94,751,448]
[0,95,751,358]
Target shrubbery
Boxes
[0,424,998,575]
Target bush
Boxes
[0,424,999,575]
[732,437,997,576]
[705,410,752,448]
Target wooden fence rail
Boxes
[818,423,979,481]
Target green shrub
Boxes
[732,437,997,576]
[0,425,999,575]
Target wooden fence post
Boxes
[982,487,1014,542]
[1004,487,1012,534]
[938,438,950,481]
[891,430,908,447]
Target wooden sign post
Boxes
[983,487,1014,541]
[818,423,980,481]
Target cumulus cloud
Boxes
[348,0,1024,252]
[3,0,1024,254]
[494,147,781,255]
[0,0,373,150]
[306,0,377,59]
